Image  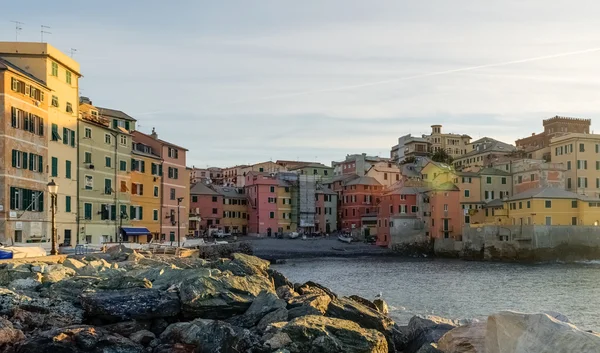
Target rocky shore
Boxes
[0,246,598,352]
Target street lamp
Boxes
[47,179,58,255]
[177,197,184,247]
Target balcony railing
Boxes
[440,225,454,232]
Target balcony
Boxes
[440,225,454,232]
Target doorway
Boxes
[14,231,22,243]
[443,219,450,238]
[64,230,72,246]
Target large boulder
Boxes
[437,321,486,353]
[10,298,84,331]
[276,286,298,301]
[485,311,600,353]
[131,266,216,290]
[62,258,86,272]
[41,264,76,283]
[228,290,286,328]
[129,329,156,346]
[417,344,443,353]
[160,319,260,353]
[39,276,101,301]
[349,295,379,312]
[0,317,25,348]
[11,325,144,353]
[80,288,180,322]
[7,278,41,292]
[0,288,28,315]
[273,315,388,353]
[215,253,271,277]
[106,244,135,261]
[257,307,288,332]
[0,265,40,286]
[374,298,390,315]
[288,293,331,314]
[296,281,337,299]
[179,272,275,319]
[267,269,292,288]
[287,305,323,320]
[95,275,152,290]
[102,320,151,337]
[399,316,458,353]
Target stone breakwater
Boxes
[0,246,598,352]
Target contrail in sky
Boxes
[232,46,600,104]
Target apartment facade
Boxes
[454,137,516,170]
[390,134,431,163]
[189,183,222,235]
[129,142,162,242]
[246,172,279,235]
[78,102,132,244]
[515,116,590,159]
[479,168,512,202]
[0,42,81,245]
[339,176,383,231]
[426,125,471,159]
[277,180,294,233]
[214,186,248,235]
[315,187,337,234]
[132,129,189,241]
[288,163,333,180]
[428,182,461,239]
[0,59,50,243]
[550,133,600,197]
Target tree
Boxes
[430,149,454,164]
[400,156,416,165]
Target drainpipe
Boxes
[76,114,80,245]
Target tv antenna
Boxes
[70,48,77,58]
[41,25,51,42]
[11,21,24,41]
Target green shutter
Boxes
[21,152,27,169]
[65,160,72,179]
[130,206,135,219]
[70,130,75,147]
[138,206,143,220]
[38,156,43,173]
[51,157,58,177]
[29,154,34,171]
[151,163,157,175]
[125,121,130,130]
[158,164,163,176]
[22,189,31,211]
[63,128,68,144]
[111,205,116,221]
[9,187,16,209]
[11,150,17,167]
[84,203,92,219]
[113,120,118,129]
[141,161,145,173]
[120,205,127,218]
[37,191,43,212]
[65,196,71,212]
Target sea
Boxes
[272,256,600,330]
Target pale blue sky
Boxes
[4,1,600,167]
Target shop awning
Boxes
[120,227,152,236]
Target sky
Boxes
[4,1,600,167]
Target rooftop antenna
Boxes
[11,21,24,41]
[70,48,77,58]
[40,25,51,42]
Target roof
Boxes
[278,179,293,187]
[346,176,381,186]
[0,58,49,89]
[190,183,220,196]
[455,171,480,177]
[401,164,421,178]
[328,174,360,184]
[478,167,511,176]
[395,186,430,195]
[507,188,600,201]
[213,186,247,199]
[461,138,516,158]
[316,186,337,195]
[132,149,161,160]
[133,130,189,151]
[288,163,332,170]
[485,199,505,208]
[96,107,137,122]
[430,182,460,192]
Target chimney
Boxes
[79,96,92,105]
[151,127,158,139]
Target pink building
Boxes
[189,182,222,235]
[428,182,462,239]
[245,172,279,235]
[132,128,189,242]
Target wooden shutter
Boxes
[38,117,44,136]
[29,154,34,171]
[138,206,143,220]
[125,121,130,130]
[51,157,58,177]
[70,130,75,147]
[63,128,69,144]
[113,119,118,129]
[38,156,43,174]
[158,164,163,176]
[139,184,144,195]
[111,205,116,221]
[22,152,28,169]
[130,206,135,220]
[141,161,145,173]
[11,150,17,167]
[66,160,71,179]
[11,107,17,127]
[9,187,16,209]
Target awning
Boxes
[120,227,151,236]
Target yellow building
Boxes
[550,133,600,196]
[505,187,600,226]
[0,42,81,245]
[277,180,296,233]
[214,186,248,235]
[129,143,162,242]
[426,125,471,159]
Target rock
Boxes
[132,266,216,291]
[153,343,196,353]
[296,281,337,299]
[80,288,181,322]
[12,325,144,352]
[264,332,293,350]
[267,268,292,288]
[150,318,170,336]
[79,259,113,276]
[62,258,87,271]
[390,324,410,350]
[276,285,298,301]
[160,319,260,353]
[485,311,600,353]
[0,288,27,315]
[107,244,135,261]
[374,298,390,315]
[127,251,145,263]
[349,295,380,312]
[30,263,46,273]
[287,305,322,320]
[179,272,275,319]
[103,320,151,337]
[96,275,152,290]
[401,316,458,353]
[39,276,101,301]
[41,264,76,283]
[437,321,486,353]
[0,265,39,286]
[228,290,286,328]
[216,253,271,277]
[543,311,570,323]
[11,298,84,331]
[257,307,288,332]
[277,315,388,353]
[416,343,443,353]
[288,293,331,314]
[0,317,25,347]
[129,329,156,346]
[8,278,41,291]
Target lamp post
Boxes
[47,180,58,255]
[177,197,183,247]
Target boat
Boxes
[0,246,47,259]
[338,235,353,244]
[288,232,299,239]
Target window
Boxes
[597,161,600,171]
[120,135,127,146]
[444,204,448,211]
[517,175,523,183]
[168,147,179,159]
[545,200,552,208]
[66,102,73,113]
[168,167,179,179]
[170,188,176,200]
[486,176,492,184]
[66,70,72,84]
[154,186,159,197]
[62,128,75,147]
[545,217,552,225]
[464,190,470,198]
[269,212,275,219]
[578,177,588,188]
[567,161,571,170]
[105,157,112,168]
[519,202,522,209]
[580,143,585,152]
[84,152,92,164]
[572,217,578,226]
[324,170,329,176]
[270,186,275,193]
[153,209,159,221]
[384,173,388,180]
[65,196,72,212]
[567,178,572,189]
[530,174,535,181]
[51,95,59,107]
[412,205,418,213]
[120,160,127,171]
[84,128,92,138]
[572,200,578,208]
[212,208,217,214]
[527,201,531,208]
[501,177,506,185]
[577,160,587,170]
[65,160,72,179]
[9,188,43,212]
[104,179,112,194]
[84,203,92,220]
[484,191,489,199]
[51,157,58,177]
[105,134,112,144]
[51,61,58,76]
[85,175,93,190]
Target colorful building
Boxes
[454,137,516,170]
[0,42,81,245]
[0,58,50,243]
[246,172,279,235]
[426,125,471,159]
[427,182,462,239]
[390,134,431,163]
[288,163,333,181]
[131,129,189,242]
[339,176,383,233]
[495,159,566,195]
[479,167,512,202]
[276,180,295,233]
[189,183,222,235]
[516,116,590,160]
[376,183,424,246]
[550,133,600,196]
[214,186,248,235]
[315,186,337,234]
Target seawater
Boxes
[273,257,600,330]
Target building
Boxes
[0,42,82,245]
[129,140,162,242]
[276,180,295,233]
[96,105,136,132]
[207,167,223,185]
[78,101,132,244]
[246,172,279,235]
[478,167,512,202]
[390,134,431,163]
[425,125,471,159]
[427,182,462,239]
[366,161,401,187]
[339,176,383,233]
[190,167,210,185]
[222,165,247,187]
[332,153,391,177]
[287,163,333,181]
[550,133,600,197]
[453,137,516,170]
[493,159,566,195]
[515,116,591,160]
[315,186,337,234]
[376,182,426,247]
[131,129,189,242]
[189,183,222,235]
[214,186,248,235]
[505,188,600,226]
[454,171,484,226]
[0,59,50,243]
